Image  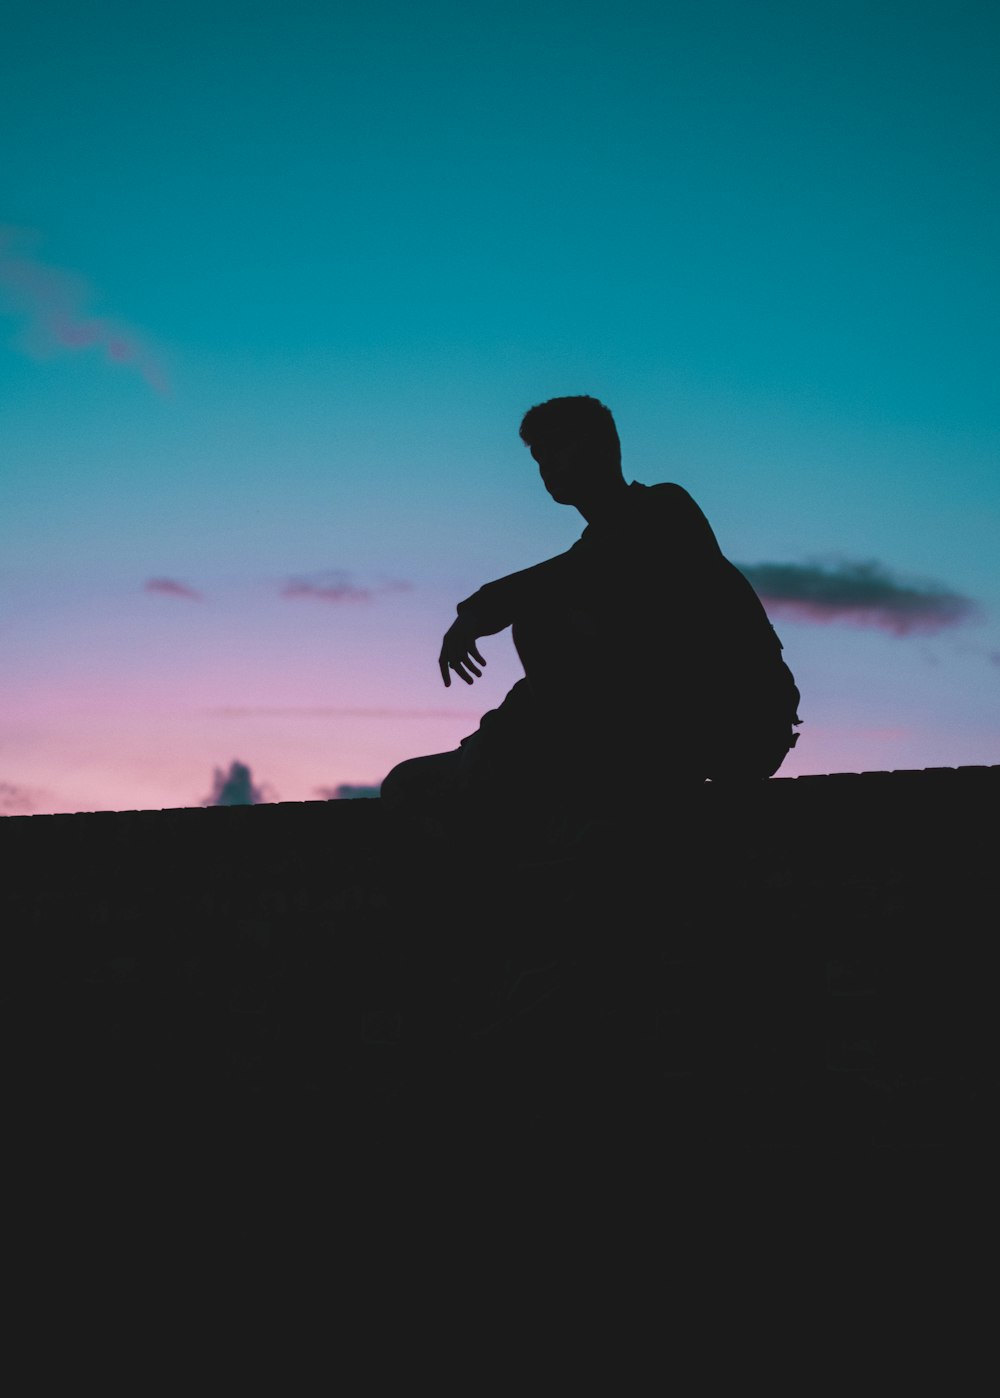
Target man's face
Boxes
[529,440,592,505]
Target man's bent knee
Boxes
[380,750,464,808]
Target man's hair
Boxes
[518,395,621,467]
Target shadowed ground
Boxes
[2,766,993,1190]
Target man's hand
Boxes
[439,616,488,687]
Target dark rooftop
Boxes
[3,764,994,1185]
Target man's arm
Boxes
[458,484,720,626]
[438,483,725,686]
[439,544,593,686]
[458,543,595,629]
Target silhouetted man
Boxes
[382,395,800,823]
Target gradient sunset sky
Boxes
[2,0,998,815]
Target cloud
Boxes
[144,577,203,600]
[0,225,167,392]
[737,559,979,636]
[316,783,382,799]
[279,572,412,604]
[281,570,373,603]
[206,706,480,719]
[202,760,272,806]
[0,781,36,814]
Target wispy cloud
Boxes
[281,570,372,603]
[144,577,203,600]
[0,781,37,814]
[280,571,412,604]
[0,225,167,392]
[206,706,480,719]
[737,559,979,636]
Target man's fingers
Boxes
[440,646,483,686]
[439,623,486,688]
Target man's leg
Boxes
[380,680,549,852]
[380,692,534,813]
[380,748,466,810]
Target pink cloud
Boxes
[0,781,37,814]
[760,598,970,636]
[279,571,415,603]
[0,225,168,393]
[206,706,480,719]
[281,571,373,603]
[144,577,203,600]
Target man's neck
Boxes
[574,476,631,525]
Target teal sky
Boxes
[2,0,998,813]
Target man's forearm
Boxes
[454,588,511,636]
[456,546,590,635]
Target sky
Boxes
[2,0,998,815]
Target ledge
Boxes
[3,765,995,1157]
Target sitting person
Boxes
[381,395,801,832]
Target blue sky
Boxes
[2,0,998,813]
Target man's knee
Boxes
[380,750,464,808]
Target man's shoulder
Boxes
[630,480,721,556]
[632,480,704,515]
[632,479,694,497]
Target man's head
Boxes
[518,395,623,507]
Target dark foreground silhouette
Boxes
[2,770,992,1168]
[383,395,801,838]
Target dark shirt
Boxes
[457,481,799,782]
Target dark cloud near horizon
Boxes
[737,559,979,636]
[316,783,383,799]
[145,577,203,601]
[202,760,266,806]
